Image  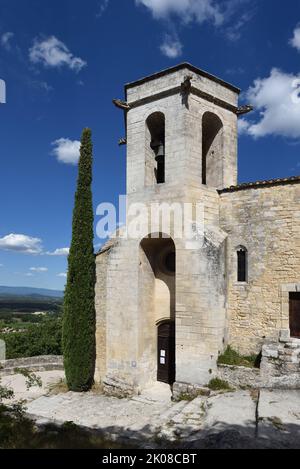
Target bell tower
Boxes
[121,63,240,198]
[101,64,242,393]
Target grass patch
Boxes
[207,378,233,392]
[176,393,194,402]
[47,378,69,396]
[218,346,261,369]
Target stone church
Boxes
[95,63,300,396]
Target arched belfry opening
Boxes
[145,112,165,186]
[202,112,224,188]
[139,235,176,385]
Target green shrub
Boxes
[208,378,233,391]
[0,318,62,359]
[217,346,261,368]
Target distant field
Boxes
[0,294,63,358]
[0,295,63,315]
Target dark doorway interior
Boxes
[157,321,175,385]
[289,292,300,338]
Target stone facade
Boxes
[220,183,300,355]
[94,63,300,395]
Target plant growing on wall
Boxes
[62,128,96,392]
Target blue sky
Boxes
[0,0,299,290]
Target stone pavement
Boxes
[2,372,300,448]
[1,370,65,403]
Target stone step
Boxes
[158,400,191,423]
[179,396,207,415]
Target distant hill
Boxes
[0,286,64,299]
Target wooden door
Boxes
[157,322,175,385]
[289,293,300,338]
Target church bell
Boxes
[151,139,165,163]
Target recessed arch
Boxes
[139,234,176,385]
[202,111,224,188]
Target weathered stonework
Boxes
[0,355,63,377]
[260,340,300,388]
[94,63,300,396]
[172,381,211,401]
[216,340,300,390]
[220,184,300,355]
[217,364,261,389]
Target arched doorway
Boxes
[157,321,175,384]
[139,235,176,385]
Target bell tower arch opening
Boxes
[202,111,224,188]
[145,112,165,186]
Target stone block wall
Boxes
[216,340,300,390]
[220,182,300,355]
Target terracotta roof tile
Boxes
[219,175,300,194]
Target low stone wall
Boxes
[217,364,262,389]
[172,381,210,401]
[216,340,300,390]
[260,340,300,389]
[0,355,64,376]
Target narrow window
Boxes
[289,292,300,338]
[237,247,247,282]
[146,112,165,185]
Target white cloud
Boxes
[238,118,250,135]
[160,35,183,58]
[29,36,86,72]
[47,247,70,257]
[25,272,34,277]
[30,267,48,272]
[241,68,300,139]
[290,25,300,52]
[52,138,80,165]
[136,0,253,57]
[225,10,254,41]
[97,0,109,17]
[1,32,14,50]
[0,234,43,254]
[57,272,67,278]
[136,0,223,25]
[0,264,3,267]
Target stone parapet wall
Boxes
[0,355,63,376]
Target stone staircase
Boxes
[155,397,207,441]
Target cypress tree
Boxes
[62,128,96,392]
